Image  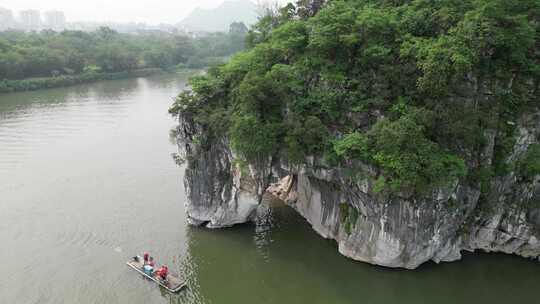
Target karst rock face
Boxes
[175,109,540,269]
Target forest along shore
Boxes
[0,22,249,93]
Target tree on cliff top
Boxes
[170,0,539,195]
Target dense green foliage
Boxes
[518,144,540,180]
[0,25,248,80]
[335,107,467,193]
[171,0,539,195]
[340,203,359,235]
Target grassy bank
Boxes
[0,68,166,94]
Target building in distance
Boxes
[19,9,41,31]
[44,10,66,31]
[0,7,16,30]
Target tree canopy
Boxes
[171,0,539,195]
[0,25,249,80]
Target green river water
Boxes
[0,73,538,304]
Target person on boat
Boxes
[155,265,168,281]
[143,256,156,275]
[143,252,150,265]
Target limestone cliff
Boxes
[177,111,270,228]
[175,109,539,269]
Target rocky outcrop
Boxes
[175,110,540,268]
[266,163,481,269]
[463,112,540,258]
[176,113,262,228]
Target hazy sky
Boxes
[1,0,265,24]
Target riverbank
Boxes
[0,68,169,94]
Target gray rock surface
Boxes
[463,112,540,259]
[176,110,540,268]
[176,113,262,228]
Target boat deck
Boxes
[126,258,186,293]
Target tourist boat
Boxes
[126,256,187,293]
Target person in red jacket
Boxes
[155,265,168,281]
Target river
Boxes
[0,73,538,304]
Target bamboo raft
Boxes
[126,257,186,293]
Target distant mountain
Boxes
[179,0,258,32]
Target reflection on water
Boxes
[0,74,193,304]
[0,74,538,304]
[0,80,139,173]
[181,199,539,304]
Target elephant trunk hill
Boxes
[171,0,540,269]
